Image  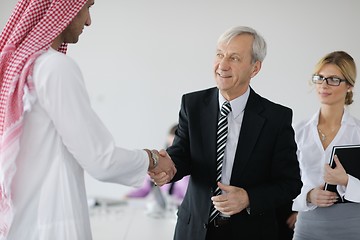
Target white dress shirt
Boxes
[8,48,149,240]
[292,109,360,212]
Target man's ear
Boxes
[250,61,261,78]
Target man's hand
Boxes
[147,149,176,186]
[286,212,298,229]
[211,182,249,216]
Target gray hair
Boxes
[217,26,267,63]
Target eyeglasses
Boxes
[312,74,347,86]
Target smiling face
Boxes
[213,34,261,101]
[61,0,94,44]
[315,63,353,107]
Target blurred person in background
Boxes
[127,124,189,203]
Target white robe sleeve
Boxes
[33,50,148,187]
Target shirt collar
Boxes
[311,107,354,126]
[218,87,250,118]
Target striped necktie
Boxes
[209,101,232,223]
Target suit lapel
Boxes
[231,88,265,180]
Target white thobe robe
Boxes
[7,48,149,240]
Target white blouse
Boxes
[8,48,149,240]
[292,109,360,212]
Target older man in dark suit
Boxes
[152,26,302,240]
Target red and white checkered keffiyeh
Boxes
[0,0,87,237]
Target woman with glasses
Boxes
[292,51,360,240]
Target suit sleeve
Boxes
[167,94,192,181]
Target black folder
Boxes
[324,145,360,203]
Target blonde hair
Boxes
[314,51,357,105]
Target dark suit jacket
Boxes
[167,87,302,240]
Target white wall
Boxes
[1,0,360,198]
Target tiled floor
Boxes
[90,198,176,240]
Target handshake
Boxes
[144,149,176,186]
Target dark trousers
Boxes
[205,222,232,240]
